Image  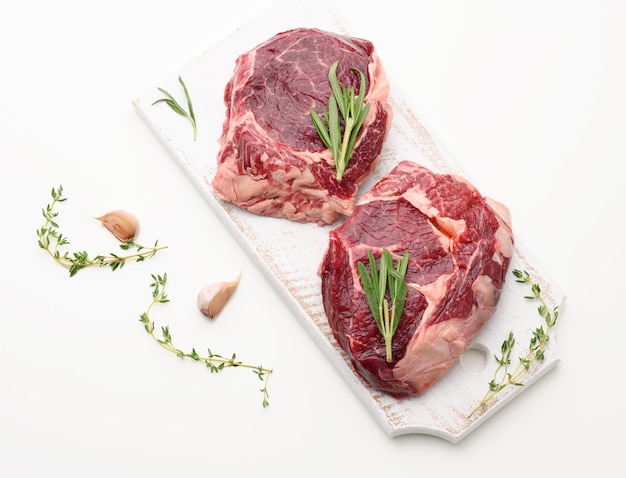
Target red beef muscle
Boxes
[319,161,514,397]
[212,28,392,225]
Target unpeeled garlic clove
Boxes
[95,210,139,242]
[197,271,242,319]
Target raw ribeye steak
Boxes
[212,28,392,225]
[319,161,514,397]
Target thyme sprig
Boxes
[37,186,167,277]
[153,75,197,141]
[357,249,410,363]
[140,273,273,408]
[468,268,559,418]
[311,60,370,181]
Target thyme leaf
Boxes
[37,186,167,276]
[140,273,273,408]
[468,268,559,418]
[357,249,410,363]
[153,75,197,141]
[311,60,370,181]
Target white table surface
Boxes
[1,0,623,476]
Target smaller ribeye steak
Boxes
[212,28,392,225]
[319,161,514,397]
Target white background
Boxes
[1,0,623,476]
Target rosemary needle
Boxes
[311,61,370,181]
[357,249,410,363]
[153,75,197,141]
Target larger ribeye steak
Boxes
[319,161,514,397]
[212,28,392,225]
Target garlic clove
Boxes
[95,210,139,242]
[197,271,242,319]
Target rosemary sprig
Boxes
[311,60,370,181]
[468,268,559,418]
[153,75,197,141]
[140,273,273,408]
[37,186,167,277]
[357,249,410,363]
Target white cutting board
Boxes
[133,0,564,443]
